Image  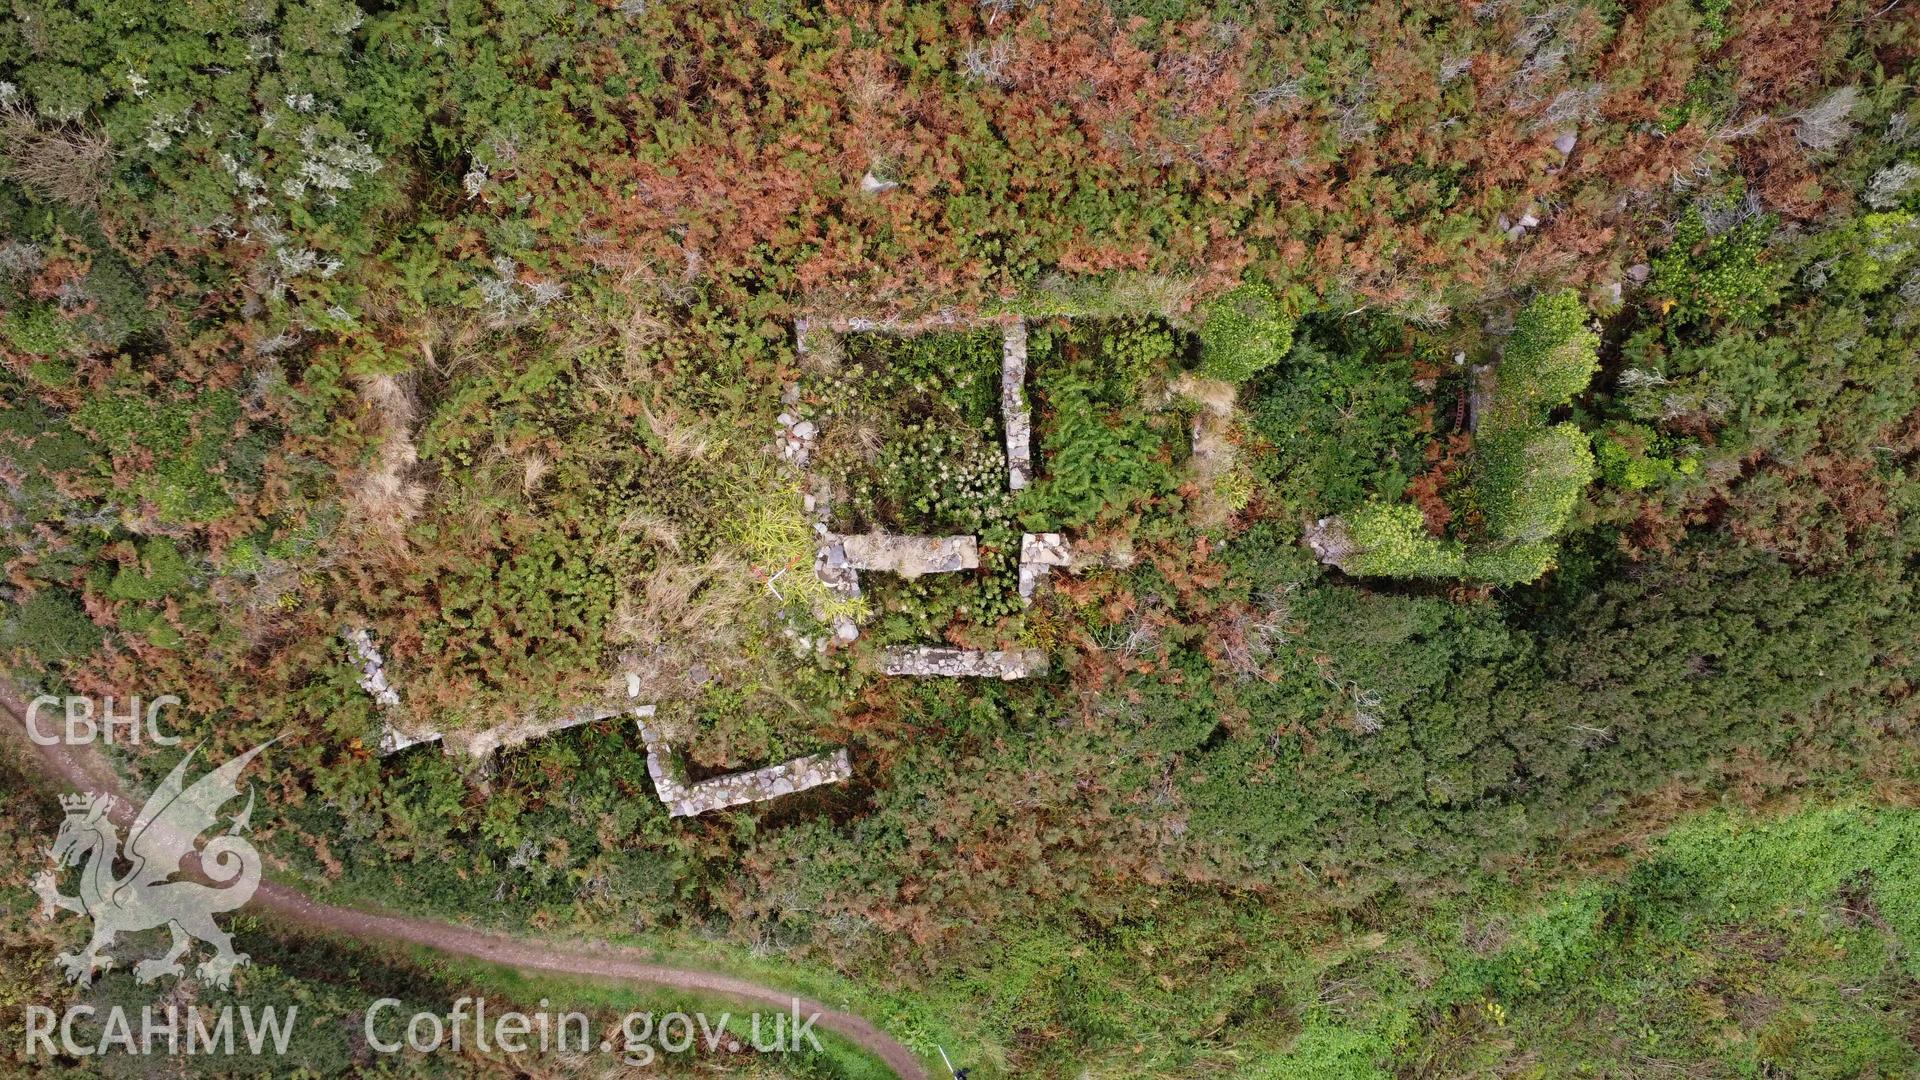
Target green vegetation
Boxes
[1254,803,1920,1078]
[1651,201,1789,325]
[1473,422,1596,544]
[1021,319,1181,528]
[1342,500,1464,577]
[1492,288,1602,418]
[1316,289,1601,585]
[1198,283,1295,383]
[4,0,1919,1076]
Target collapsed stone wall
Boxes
[345,629,856,817]
[636,703,853,818]
[1002,320,1032,491]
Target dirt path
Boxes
[2,690,929,1080]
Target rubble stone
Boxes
[1304,516,1359,572]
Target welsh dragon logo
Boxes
[33,740,275,989]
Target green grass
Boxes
[1298,803,1920,1079]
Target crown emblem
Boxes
[59,792,103,813]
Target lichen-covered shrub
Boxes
[1810,211,1919,296]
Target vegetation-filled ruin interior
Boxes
[3,0,1920,1075]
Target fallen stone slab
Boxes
[1467,364,1496,432]
[840,533,979,577]
[880,646,1049,679]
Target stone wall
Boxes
[1017,532,1071,603]
[840,533,979,577]
[632,700,853,818]
[1002,320,1032,490]
[344,627,443,755]
[880,646,1049,679]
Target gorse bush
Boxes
[1198,283,1294,383]
[1492,289,1600,421]
[1473,423,1597,545]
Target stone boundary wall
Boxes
[630,695,854,818]
[344,650,857,817]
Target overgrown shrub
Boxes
[1344,500,1465,577]
[1491,289,1599,422]
[1023,321,1180,527]
[1198,284,1295,383]
[72,387,255,524]
[105,538,191,601]
[1319,291,1599,584]
[1249,315,1423,514]
[1,301,74,355]
[1473,423,1597,544]
[4,589,102,663]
